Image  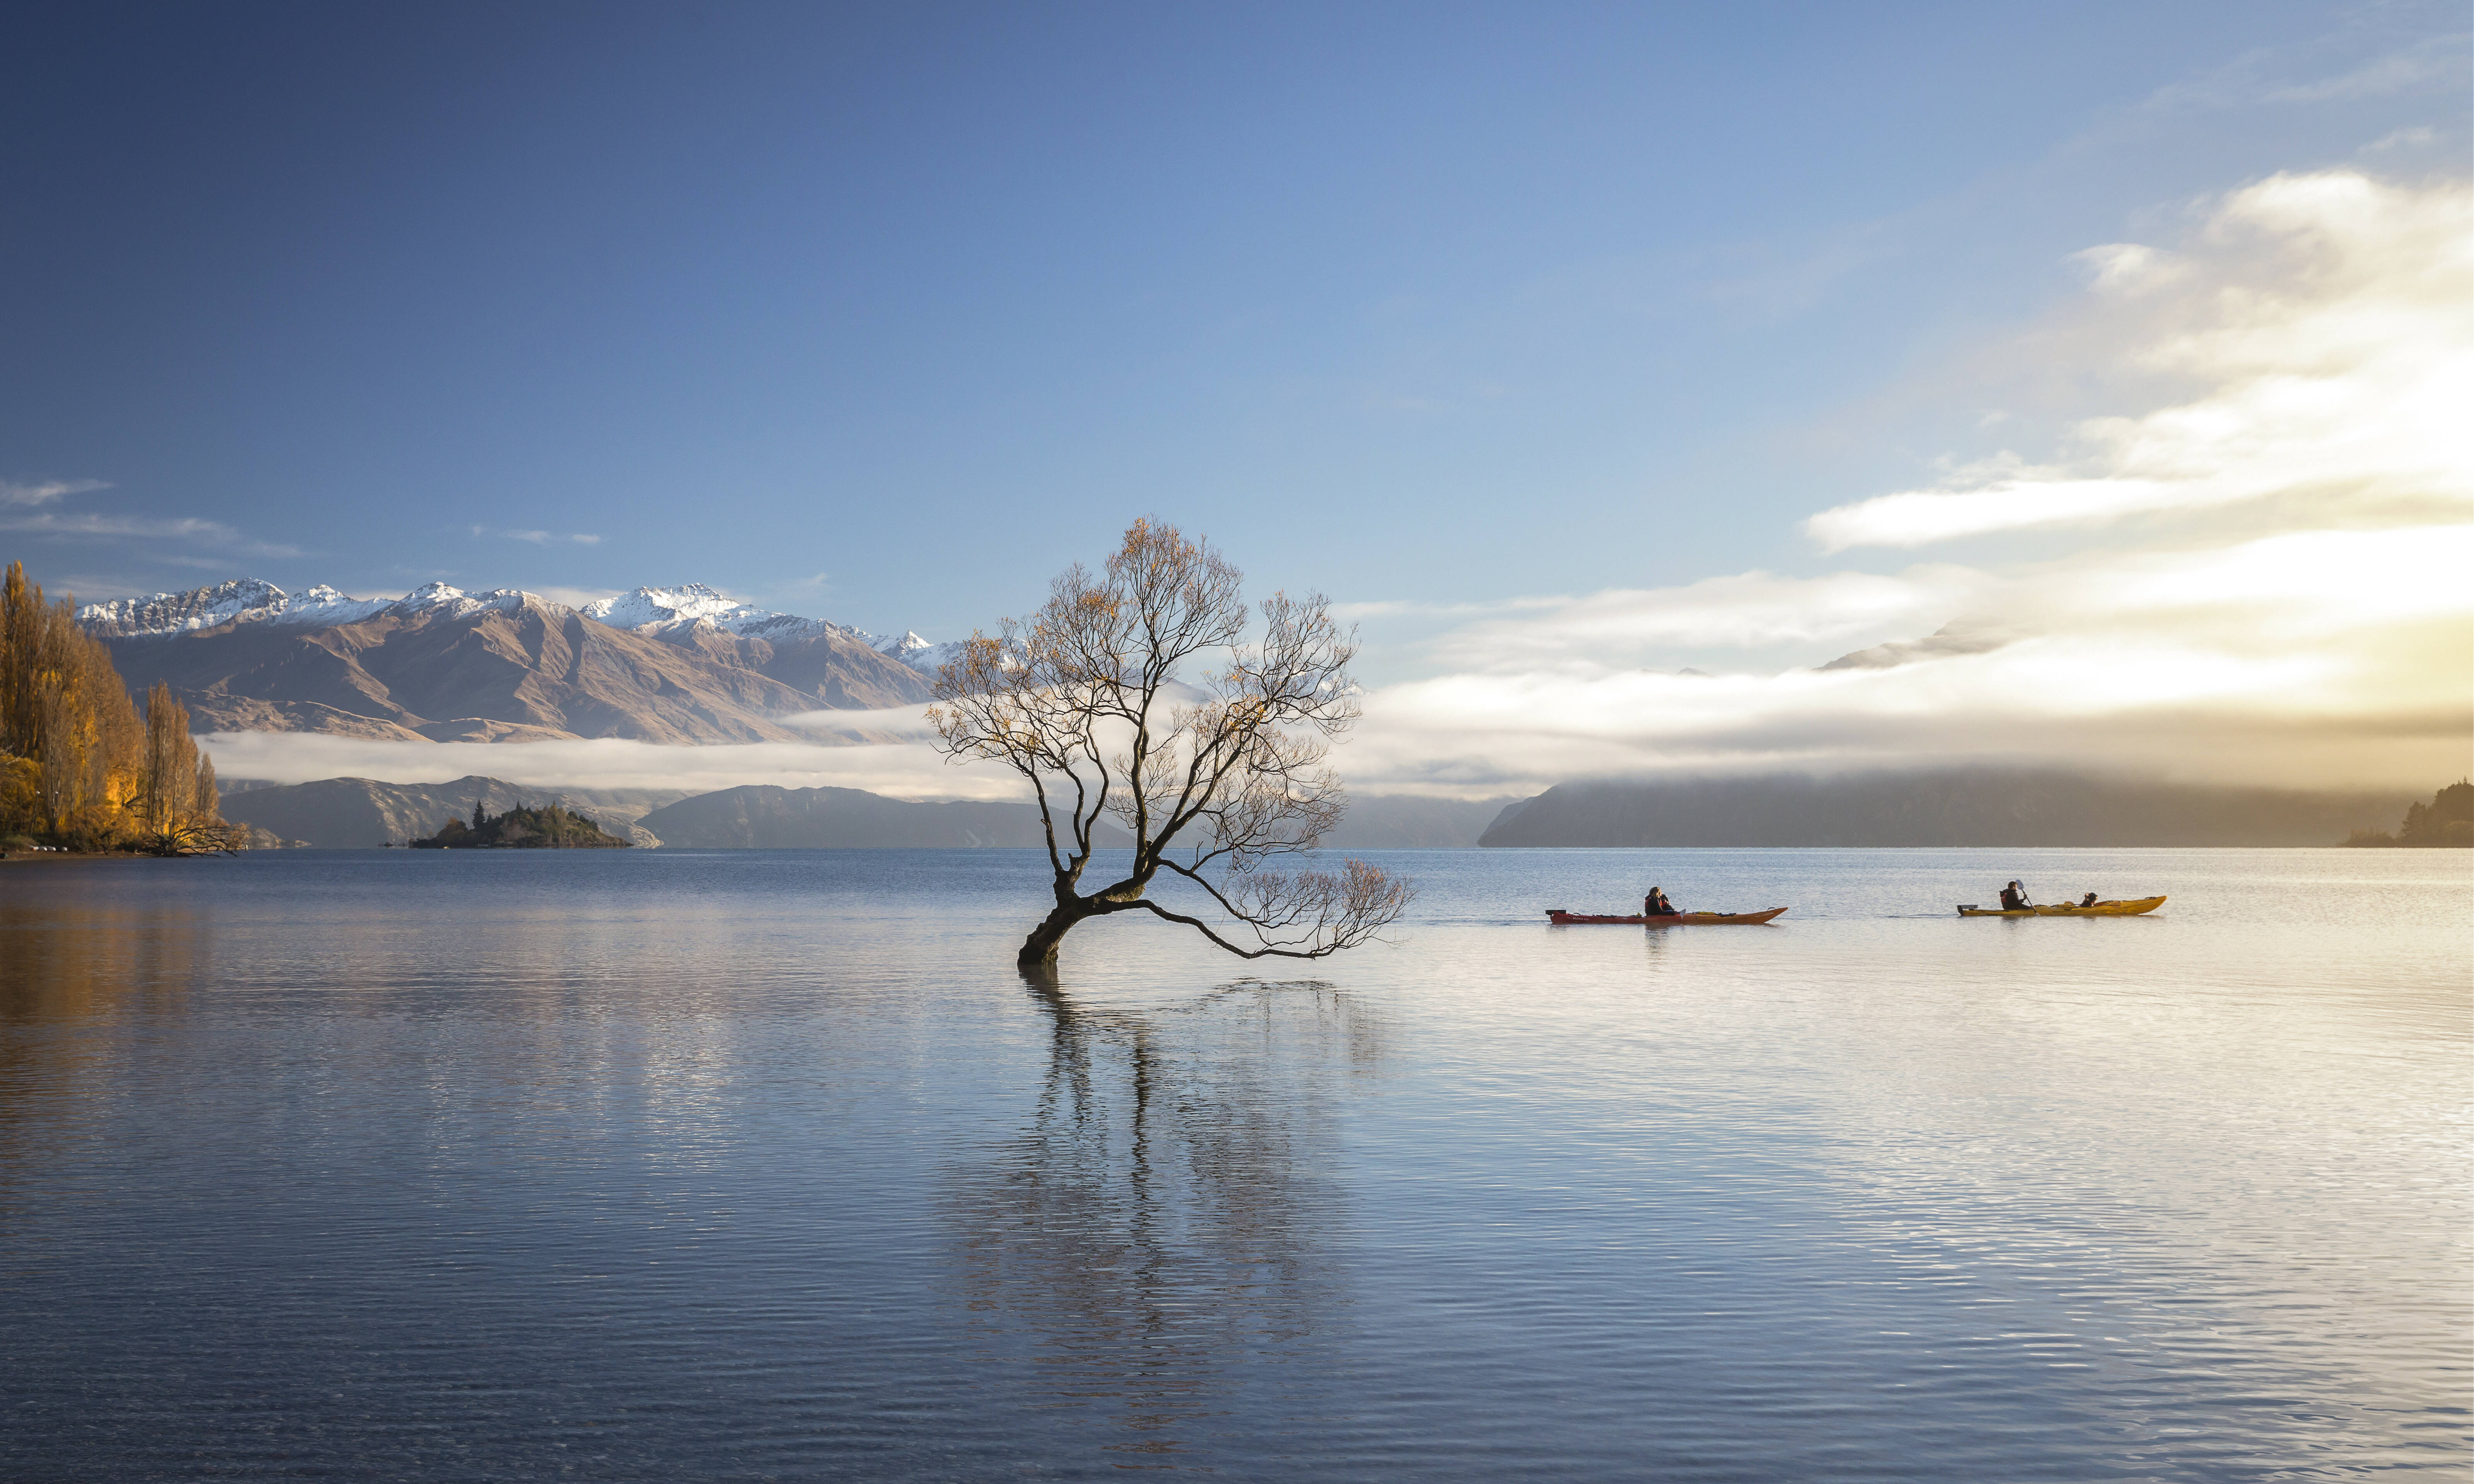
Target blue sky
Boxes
[7,3,2469,796]
[3,4,2457,626]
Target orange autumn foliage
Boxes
[1,561,222,848]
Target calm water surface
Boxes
[2,847,2466,1481]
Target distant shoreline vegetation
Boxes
[3,561,240,857]
[2342,780,2472,848]
[408,801,630,850]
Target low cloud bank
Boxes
[1333,519,2469,796]
[207,730,1020,801]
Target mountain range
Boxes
[81,578,965,743]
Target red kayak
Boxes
[1546,908,1788,926]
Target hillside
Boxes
[1478,771,2412,848]
[85,580,934,743]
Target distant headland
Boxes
[2342,781,2473,848]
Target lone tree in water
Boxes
[930,519,1413,972]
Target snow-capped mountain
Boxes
[582,585,963,674]
[84,576,966,678]
[580,584,842,645]
[852,629,969,677]
[80,579,526,639]
[77,576,957,743]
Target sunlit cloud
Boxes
[1805,171,2471,550]
[1338,524,2471,795]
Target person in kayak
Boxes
[1998,880,2031,910]
[1643,887,1680,916]
[2078,891,2098,908]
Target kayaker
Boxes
[1998,880,2030,910]
[1644,887,1679,916]
[2079,892,2098,908]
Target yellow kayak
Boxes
[1957,896,2166,918]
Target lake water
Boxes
[2,847,2466,1481]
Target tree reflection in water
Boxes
[942,973,1386,1457]
[0,892,204,1180]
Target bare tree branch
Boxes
[927,518,1414,972]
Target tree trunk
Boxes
[1016,899,1092,972]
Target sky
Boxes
[5,2,2467,797]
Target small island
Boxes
[409,800,631,849]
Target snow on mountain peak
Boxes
[382,583,530,622]
[78,578,531,638]
[77,576,966,670]
[79,578,294,637]
[578,585,972,670]
[581,584,840,641]
[853,628,966,675]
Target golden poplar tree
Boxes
[1,560,227,848]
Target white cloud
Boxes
[2364,125,2438,153]
[533,585,623,609]
[2263,37,2464,104]
[0,477,109,508]
[471,525,602,545]
[0,479,305,559]
[1418,566,1992,675]
[777,703,943,742]
[0,509,304,558]
[1805,171,2472,550]
[2134,32,2467,114]
[204,730,1023,800]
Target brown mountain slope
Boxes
[100,595,931,743]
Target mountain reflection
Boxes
[942,975,1384,1454]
